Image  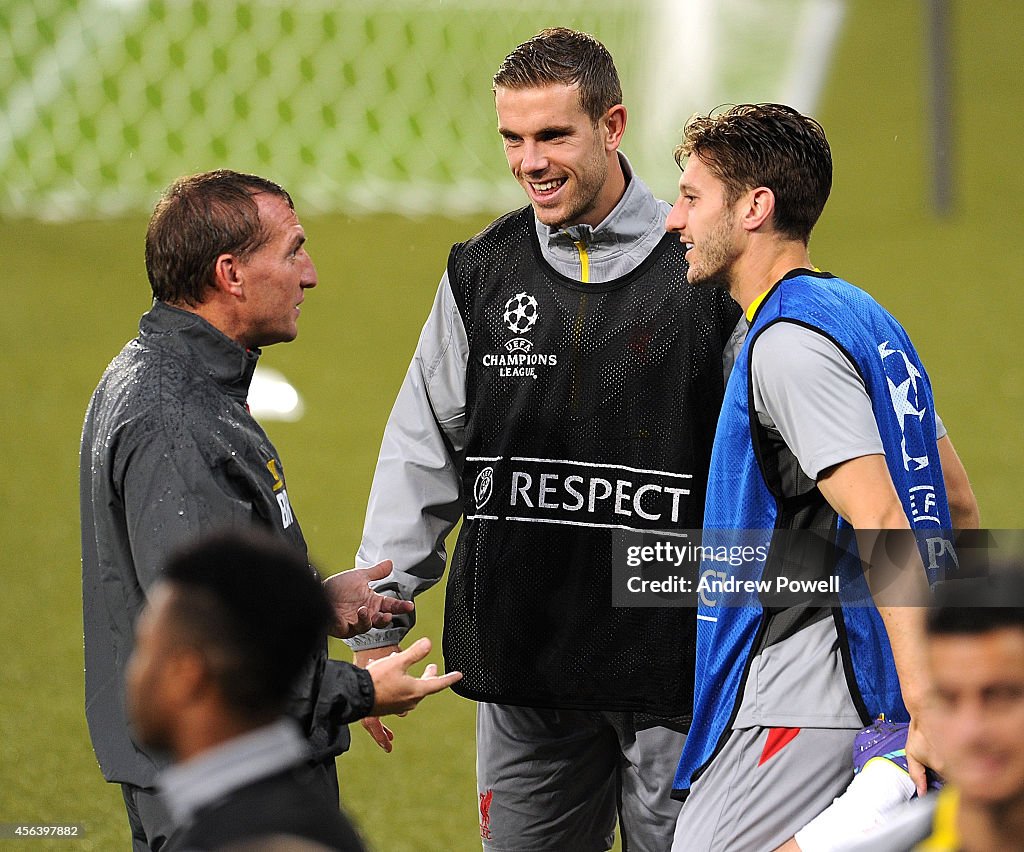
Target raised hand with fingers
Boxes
[322,559,415,639]
[357,639,462,752]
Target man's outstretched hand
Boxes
[353,640,461,752]
[322,560,414,639]
[360,638,462,752]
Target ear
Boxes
[602,104,627,152]
[740,187,775,233]
[165,648,209,704]
[212,253,245,298]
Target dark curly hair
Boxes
[161,528,330,719]
[675,103,832,244]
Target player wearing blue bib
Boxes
[663,104,978,851]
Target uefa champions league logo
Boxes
[878,341,929,472]
[878,341,942,525]
[502,292,539,354]
[503,292,538,333]
[483,291,555,375]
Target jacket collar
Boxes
[140,301,259,402]
[534,152,666,259]
[159,718,309,827]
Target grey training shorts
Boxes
[476,703,686,852]
[672,725,859,851]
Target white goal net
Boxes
[0,0,844,221]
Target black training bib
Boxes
[444,207,738,716]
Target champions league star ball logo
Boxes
[878,341,929,472]
[503,292,539,334]
[490,291,554,370]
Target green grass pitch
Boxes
[1,2,1022,849]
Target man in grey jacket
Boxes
[81,170,459,852]
[347,29,741,852]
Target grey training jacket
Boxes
[80,301,373,788]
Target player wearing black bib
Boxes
[347,30,740,851]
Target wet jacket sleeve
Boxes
[346,272,468,651]
[305,659,376,760]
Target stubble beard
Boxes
[686,211,737,293]
[531,178,603,230]
[528,141,608,230]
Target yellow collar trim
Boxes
[745,267,822,323]
[573,240,590,283]
[915,787,961,851]
[745,290,770,323]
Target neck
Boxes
[730,238,812,314]
[575,153,626,229]
[169,299,249,350]
[959,793,1024,852]
[172,707,271,763]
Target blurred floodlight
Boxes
[248,366,305,422]
[637,0,846,175]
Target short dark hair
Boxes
[493,27,622,123]
[675,103,832,244]
[928,569,1024,636]
[162,529,331,719]
[145,170,294,306]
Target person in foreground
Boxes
[80,170,455,850]
[664,104,978,851]
[126,530,370,851]
[347,28,740,852]
[831,568,1024,851]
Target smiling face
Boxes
[665,154,741,291]
[495,84,623,229]
[235,193,318,349]
[930,628,1024,807]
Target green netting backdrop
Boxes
[1,0,837,220]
